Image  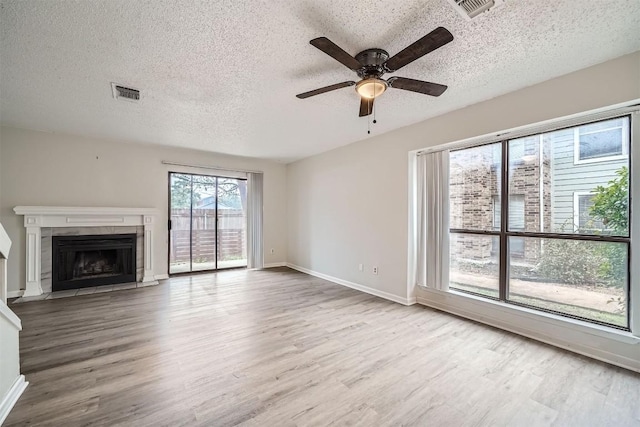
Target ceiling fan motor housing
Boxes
[355,48,389,79]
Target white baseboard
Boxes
[0,375,28,426]
[416,289,640,373]
[154,274,170,281]
[6,290,23,299]
[286,263,414,306]
[263,262,287,268]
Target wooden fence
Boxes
[170,209,246,264]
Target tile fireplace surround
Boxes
[13,207,159,297]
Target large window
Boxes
[449,116,631,329]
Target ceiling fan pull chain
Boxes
[373,84,377,124]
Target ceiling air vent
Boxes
[111,83,140,102]
[446,0,504,20]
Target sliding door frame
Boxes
[167,171,248,276]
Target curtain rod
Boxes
[161,161,263,175]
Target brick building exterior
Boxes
[450,136,552,266]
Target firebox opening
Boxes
[52,234,136,291]
[72,249,119,280]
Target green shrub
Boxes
[590,167,628,234]
[589,166,629,287]
[597,243,627,286]
[537,238,604,285]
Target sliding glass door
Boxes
[169,172,247,274]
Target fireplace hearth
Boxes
[52,234,136,291]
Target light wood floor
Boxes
[6,267,640,426]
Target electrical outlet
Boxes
[373,266,378,275]
[270,248,275,254]
[358,263,363,272]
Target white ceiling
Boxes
[1,1,639,162]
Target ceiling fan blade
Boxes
[296,81,356,99]
[387,77,448,97]
[359,97,374,117]
[310,37,362,71]
[384,27,453,72]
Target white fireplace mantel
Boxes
[13,206,159,297]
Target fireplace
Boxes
[52,234,136,291]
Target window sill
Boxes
[418,285,639,344]
[574,153,628,165]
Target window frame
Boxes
[573,118,629,165]
[573,191,608,233]
[492,195,525,258]
[449,114,632,330]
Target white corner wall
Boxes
[287,52,640,303]
[0,221,27,425]
[0,129,288,294]
[0,303,26,425]
[0,134,2,204]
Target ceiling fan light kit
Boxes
[296,27,454,119]
[356,78,387,99]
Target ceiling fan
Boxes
[296,27,454,117]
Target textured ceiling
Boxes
[1,1,639,162]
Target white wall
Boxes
[0,129,288,293]
[0,304,24,423]
[0,135,2,205]
[0,310,19,400]
[287,51,640,301]
[0,222,26,424]
[287,51,640,370]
